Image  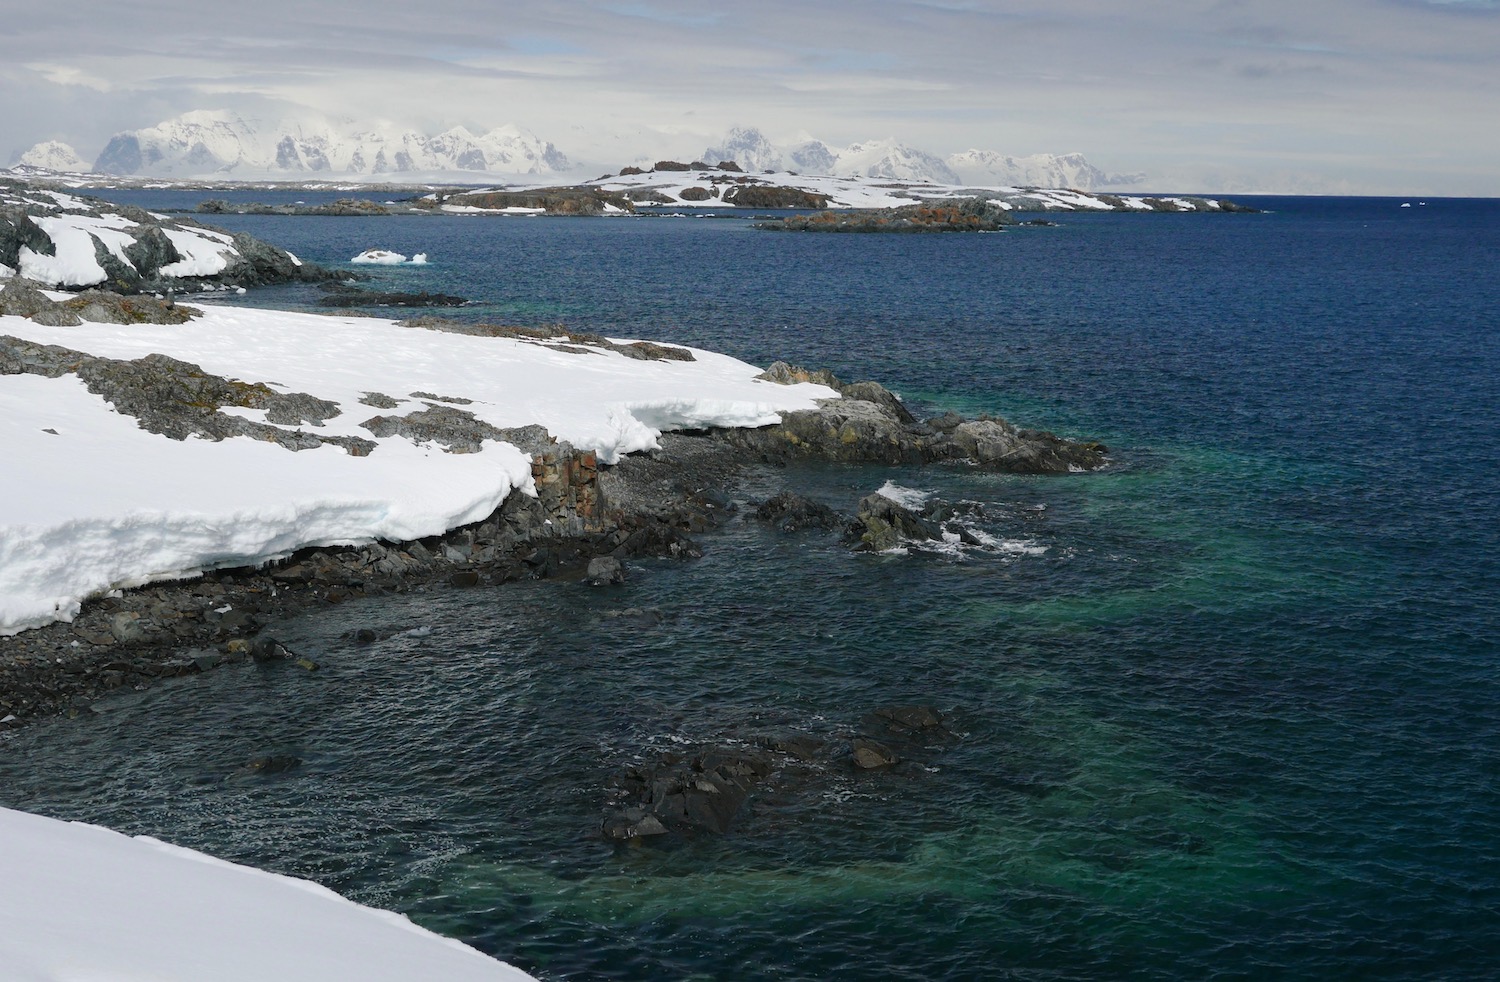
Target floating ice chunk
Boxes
[351,249,408,264]
[409,253,428,264]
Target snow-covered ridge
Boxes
[0,806,535,982]
[576,164,1240,213]
[90,110,570,179]
[0,303,838,635]
[702,127,1145,190]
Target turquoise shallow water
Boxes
[3,195,1498,979]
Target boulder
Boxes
[753,491,842,533]
[850,492,942,552]
[585,556,625,586]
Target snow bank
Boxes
[19,213,139,286]
[159,225,238,277]
[0,806,535,982]
[0,304,837,634]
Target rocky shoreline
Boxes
[0,359,1107,732]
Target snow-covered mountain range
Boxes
[10,115,1143,189]
[702,127,1143,190]
[86,110,570,178]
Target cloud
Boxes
[25,63,114,93]
[2,0,1498,194]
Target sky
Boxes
[3,0,1497,194]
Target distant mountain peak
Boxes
[14,140,91,173]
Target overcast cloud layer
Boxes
[4,0,1497,194]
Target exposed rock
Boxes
[678,186,713,201]
[0,178,337,292]
[652,160,692,172]
[603,746,774,840]
[729,362,1107,474]
[756,197,1017,233]
[721,185,831,209]
[753,491,842,533]
[0,334,373,455]
[585,556,626,586]
[849,492,942,552]
[850,737,900,770]
[0,277,59,319]
[359,391,403,409]
[442,188,635,215]
[249,635,296,662]
[2,281,197,326]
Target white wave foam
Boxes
[874,480,934,510]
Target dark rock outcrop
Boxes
[756,197,1017,233]
[0,177,336,292]
[753,491,843,533]
[721,361,1107,474]
[599,703,958,843]
[848,492,942,552]
[721,185,831,209]
[441,188,635,215]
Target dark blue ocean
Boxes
[3,193,1498,980]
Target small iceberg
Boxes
[351,249,428,265]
